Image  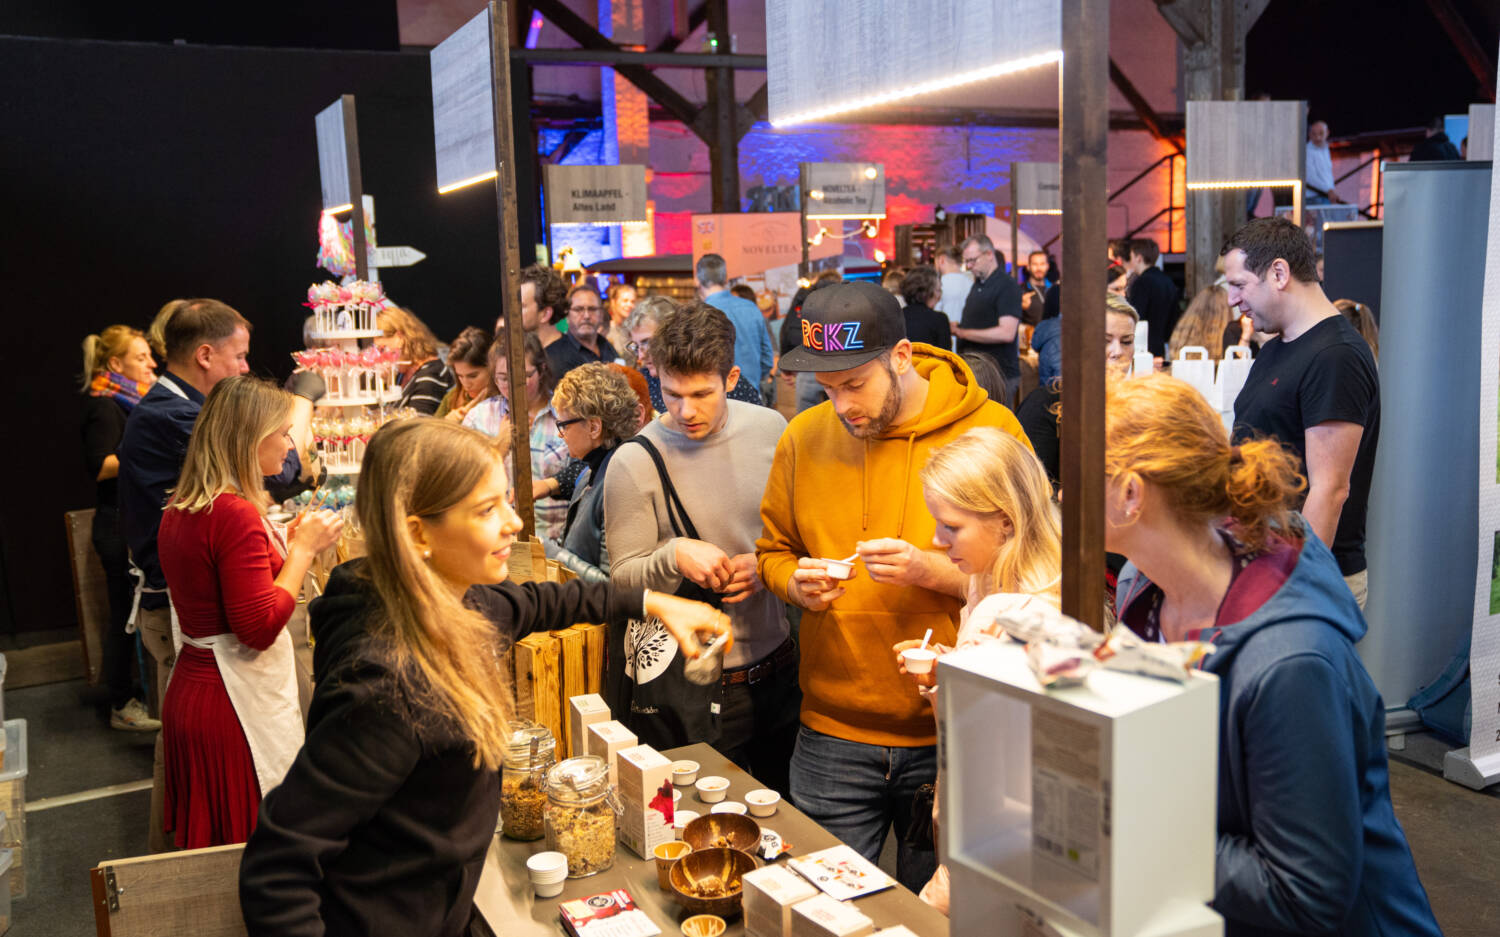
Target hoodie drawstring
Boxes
[896,432,916,539]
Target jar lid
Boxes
[505,721,555,759]
[546,755,609,793]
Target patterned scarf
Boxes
[89,371,150,410]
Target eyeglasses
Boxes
[555,416,586,432]
[962,254,981,268]
[569,305,601,317]
[626,339,651,355]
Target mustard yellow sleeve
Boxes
[756,427,802,603]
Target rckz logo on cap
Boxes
[802,320,864,353]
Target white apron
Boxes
[173,518,305,797]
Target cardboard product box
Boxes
[871,929,919,937]
[568,693,611,759]
[615,744,674,859]
[743,864,820,937]
[585,720,637,788]
[790,894,873,937]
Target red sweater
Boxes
[159,493,294,648]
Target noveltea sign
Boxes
[545,164,648,226]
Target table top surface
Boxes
[473,742,950,936]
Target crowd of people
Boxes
[74,216,1433,935]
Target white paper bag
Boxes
[1172,346,1216,404]
[1215,345,1253,412]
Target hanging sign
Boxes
[804,163,886,219]
[1014,162,1062,213]
[691,213,840,280]
[544,164,649,226]
[430,10,497,192]
[314,97,355,212]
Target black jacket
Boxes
[1126,266,1181,358]
[239,560,639,937]
[1408,131,1461,162]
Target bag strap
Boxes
[621,436,702,541]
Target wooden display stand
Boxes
[91,844,246,937]
[939,641,1222,937]
[64,509,108,687]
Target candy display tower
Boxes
[939,640,1223,937]
[296,280,403,476]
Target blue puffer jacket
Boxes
[1117,521,1442,937]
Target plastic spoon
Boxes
[919,628,933,652]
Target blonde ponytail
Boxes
[80,325,145,391]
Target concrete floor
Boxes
[7,677,1499,936]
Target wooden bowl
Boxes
[681,812,761,856]
[681,914,727,937]
[668,847,757,917]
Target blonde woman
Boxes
[1168,286,1234,361]
[376,305,452,415]
[80,325,158,730]
[238,419,726,936]
[892,426,1062,915]
[157,376,343,848]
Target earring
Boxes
[422,548,432,560]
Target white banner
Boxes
[1463,96,1500,787]
[544,164,648,226]
[804,162,885,219]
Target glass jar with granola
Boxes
[500,721,555,841]
[544,755,620,877]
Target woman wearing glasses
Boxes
[157,376,344,848]
[626,296,763,413]
[550,363,641,581]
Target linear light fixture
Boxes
[1017,208,1064,215]
[804,213,888,221]
[1185,179,1302,190]
[553,220,650,227]
[770,49,1062,127]
[322,203,354,215]
[438,169,499,195]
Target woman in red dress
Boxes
[158,376,343,848]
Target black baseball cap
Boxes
[779,281,907,373]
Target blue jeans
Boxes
[788,725,938,893]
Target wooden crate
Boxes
[92,844,246,937]
[64,509,109,687]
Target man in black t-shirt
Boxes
[1225,218,1380,608]
[1125,237,1180,359]
[952,234,1024,402]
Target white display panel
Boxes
[314,98,352,211]
[430,9,496,192]
[765,0,1061,127]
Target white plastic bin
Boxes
[0,848,12,932]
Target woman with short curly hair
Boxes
[550,363,641,580]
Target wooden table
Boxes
[473,743,950,936]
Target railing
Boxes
[1040,152,1184,252]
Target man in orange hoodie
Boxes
[757,281,1029,891]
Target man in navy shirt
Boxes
[117,298,323,851]
[697,253,774,401]
[952,234,1024,404]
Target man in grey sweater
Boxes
[603,301,799,795]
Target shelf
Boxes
[318,388,402,406]
[322,462,362,476]
[309,329,383,340]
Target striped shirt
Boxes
[399,359,453,416]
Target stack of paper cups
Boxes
[1132,320,1154,378]
[526,851,569,898]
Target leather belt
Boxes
[722,637,797,687]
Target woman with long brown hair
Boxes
[376,305,452,415]
[80,324,158,731]
[239,419,726,937]
[1167,286,1234,361]
[157,376,343,848]
[1105,375,1439,935]
[436,326,495,421]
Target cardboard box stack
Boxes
[585,720,637,787]
[568,693,611,759]
[743,863,820,937]
[790,894,873,937]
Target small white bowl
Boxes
[901,647,938,674]
[711,801,747,815]
[745,789,780,817]
[533,879,565,898]
[695,776,729,803]
[672,760,701,786]
[672,788,683,804]
[822,557,855,580]
[673,810,700,838]
[526,851,569,878]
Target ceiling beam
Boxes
[511,47,765,68]
[657,2,708,52]
[1109,57,1185,152]
[1423,0,1497,102]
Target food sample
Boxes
[545,802,617,878]
[499,771,547,840]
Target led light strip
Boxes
[1017,209,1063,215]
[1186,179,1301,190]
[771,50,1064,127]
[806,213,888,220]
[438,169,500,195]
[322,203,354,215]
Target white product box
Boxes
[615,744,674,859]
[789,894,872,937]
[568,693,611,759]
[871,929,918,937]
[743,863,819,937]
[939,639,1223,937]
[585,720,637,788]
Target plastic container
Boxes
[501,721,555,841]
[0,721,25,899]
[544,755,620,878]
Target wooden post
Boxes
[490,0,536,539]
[799,161,810,277]
[1009,166,1020,285]
[341,95,368,282]
[1059,0,1109,631]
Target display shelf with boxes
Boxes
[938,640,1221,937]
